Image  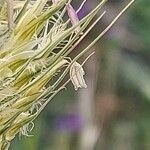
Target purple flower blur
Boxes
[55,114,82,133]
[77,1,92,19]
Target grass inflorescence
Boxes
[0,0,134,149]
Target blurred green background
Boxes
[10,0,150,150]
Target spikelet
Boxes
[70,61,87,90]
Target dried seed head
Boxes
[66,3,80,33]
[70,61,87,90]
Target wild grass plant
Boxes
[0,0,134,149]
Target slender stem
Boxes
[74,0,135,62]
[6,0,14,30]
[65,11,106,56]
